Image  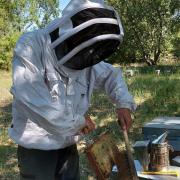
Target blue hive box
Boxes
[143,116,180,151]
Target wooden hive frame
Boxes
[85,132,131,180]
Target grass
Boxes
[0,71,18,180]
[0,65,180,179]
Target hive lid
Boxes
[143,116,180,130]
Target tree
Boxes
[0,0,19,70]
[12,0,60,31]
[0,0,60,70]
[108,0,173,65]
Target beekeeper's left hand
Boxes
[117,108,133,131]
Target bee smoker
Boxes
[149,131,173,171]
[150,141,172,171]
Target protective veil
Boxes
[46,0,124,70]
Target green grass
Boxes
[0,71,18,180]
[0,66,180,179]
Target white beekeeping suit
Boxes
[9,0,136,150]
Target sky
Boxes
[60,0,71,10]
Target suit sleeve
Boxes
[91,61,137,112]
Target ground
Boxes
[0,65,179,179]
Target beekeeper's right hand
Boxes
[81,117,96,134]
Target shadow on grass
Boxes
[0,102,12,144]
[0,103,12,127]
[0,145,19,180]
[0,102,19,179]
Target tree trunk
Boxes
[145,59,156,66]
[154,49,161,64]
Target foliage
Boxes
[170,0,180,31]
[16,0,60,30]
[108,0,177,65]
[171,33,180,58]
[0,1,18,70]
[0,0,60,70]
[0,0,179,70]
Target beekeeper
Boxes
[9,0,136,179]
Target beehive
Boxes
[143,116,180,152]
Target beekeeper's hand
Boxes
[117,108,133,131]
[81,116,96,134]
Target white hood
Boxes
[62,0,105,15]
[45,0,124,70]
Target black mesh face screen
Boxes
[63,39,120,70]
[71,8,117,27]
[53,7,122,70]
[55,23,120,60]
[67,24,120,51]
[55,41,68,62]
[50,28,59,42]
